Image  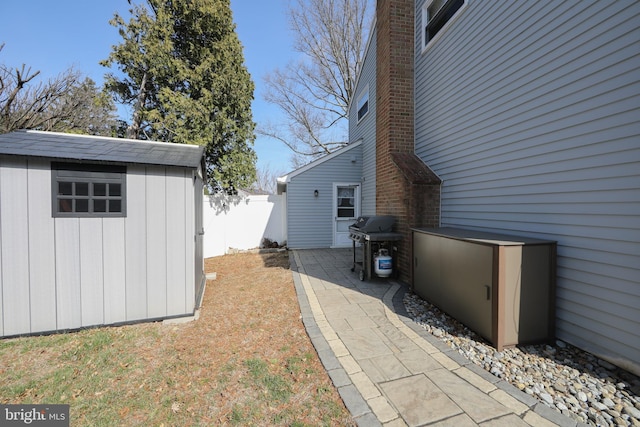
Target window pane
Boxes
[94,199,107,212]
[426,0,464,42]
[339,198,354,207]
[428,0,446,17]
[76,199,89,212]
[109,184,121,197]
[93,183,106,196]
[76,182,89,196]
[109,199,122,213]
[53,163,126,218]
[338,188,355,198]
[338,208,355,218]
[59,199,73,212]
[58,182,73,195]
[358,102,369,120]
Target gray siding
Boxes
[414,0,640,371]
[350,26,377,216]
[287,145,362,249]
[0,157,198,336]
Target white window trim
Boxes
[332,182,361,248]
[421,0,468,54]
[356,84,370,123]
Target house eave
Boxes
[275,140,363,194]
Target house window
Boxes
[357,86,369,122]
[52,162,126,217]
[423,0,466,50]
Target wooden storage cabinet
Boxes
[412,227,556,350]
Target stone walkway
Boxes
[290,248,582,427]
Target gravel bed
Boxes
[404,293,640,427]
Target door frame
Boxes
[332,182,360,248]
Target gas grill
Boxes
[348,216,403,280]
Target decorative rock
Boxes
[595,414,609,426]
[607,409,621,418]
[403,293,640,427]
[593,401,608,411]
[554,383,567,394]
[624,405,640,419]
[565,395,580,406]
[490,366,503,377]
[540,392,554,405]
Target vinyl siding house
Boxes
[277,141,363,249]
[350,0,639,374]
[0,130,206,337]
[350,25,378,218]
[276,22,378,250]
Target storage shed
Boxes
[0,130,206,337]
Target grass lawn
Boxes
[0,252,354,426]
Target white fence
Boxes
[203,193,286,258]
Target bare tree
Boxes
[260,0,373,165]
[0,44,117,135]
[50,78,119,135]
[249,163,287,195]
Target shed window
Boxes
[52,163,126,217]
[422,0,466,50]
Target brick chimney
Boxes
[376,0,441,283]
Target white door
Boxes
[333,183,360,247]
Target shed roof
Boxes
[0,130,204,168]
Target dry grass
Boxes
[0,252,354,426]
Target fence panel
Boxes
[203,193,286,258]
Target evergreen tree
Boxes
[101,0,256,193]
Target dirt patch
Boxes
[0,252,354,426]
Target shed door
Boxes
[194,172,205,305]
[333,183,359,247]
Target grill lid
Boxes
[350,216,395,233]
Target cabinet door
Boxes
[413,232,441,302]
[441,238,493,341]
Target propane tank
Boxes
[374,248,393,278]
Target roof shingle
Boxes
[0,130,204,168]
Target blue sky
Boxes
[0,0,296,176]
